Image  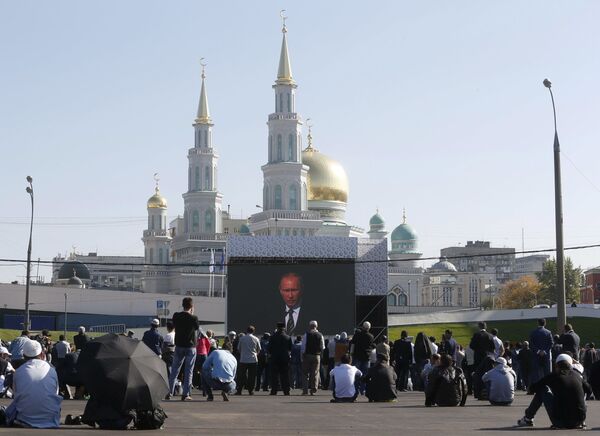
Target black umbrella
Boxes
[77,333,168,411]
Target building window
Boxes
[269,135,273,162]
[264,185,270,210]
[205,166,211,190]
[188,167,191,190]
[150,215,155,230]
[458,288,463,306]
[192,210,199,232]
[274,185,282,209]
[398,293,408,306]
[443,286,452,306]
[288,134,294,161]
[289,184,297,210]
[277,135,282,161]
[279,93,283,113]
[149,248,154,264]
[387,293,397,307]
[205,209,213,233]
[287,93,291,112]
[195,167,200,190]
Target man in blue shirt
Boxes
[202,349,237,401]
[142,319,164,357]
[8,331,30,362]
[529,318,553,385]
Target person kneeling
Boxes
[425,354,467,407]
[517,354,590,429]
[482,357,516,406]
[202,348,237,402]
[329,354,362,403]
[364,353,397,402]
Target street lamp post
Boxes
[25,176,34,331]
[407,280,411,313]
[543,78,567,330]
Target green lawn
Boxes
[0,328,102,344]
[389,317,600,348]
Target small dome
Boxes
[147,187,167,209]
[431,257,457,273]
[67,275,83,286]
[391,223,417,242]
[239,224,251,234]
[369,212,385,226]
[302,147,349,203]
[58,261,90,280]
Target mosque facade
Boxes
[141,20,425,306]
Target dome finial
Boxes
[153,172,160,194]
[200,57,206,80]
[280,9,287,33]
[402,207,407,224]
[304,118,318,152]
[195,58,211,123]
[276,11,294,84]
[72,267,78,278]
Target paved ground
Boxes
[1,390,598,435]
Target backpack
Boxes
[135,406,168,430]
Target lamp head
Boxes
[26,187,33,194]
[26,176,33,183]
[543,79,552,89]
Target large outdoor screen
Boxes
[227,260,355,336]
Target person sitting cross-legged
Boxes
[364,353,397,402]
[482,357,516,406]
[425,354,467,407]
[329,354,362,403]
[202,348,237,402]
[517,354,591,429]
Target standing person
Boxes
[329,354,362,403]
[290,335,303,389]
[334,332,349,365]
[393,331,413,392]
[256,332,271,392]
[413,332,433,391]
[462,346,475,395]
[166,297,200,401]
[192,329,211,391]
[439,330,457,360]
[73,327,90,352]
[349,322,374,395]
[582,343,599,381]
[0,340,62,428]
[202,348,237,402]
[490,329,504,359]
[558,323,580,356]
[161,321,175,377]
[375,336,391,363]
[529,318,553,384]
[517,354,590,429]
[236,325,261,395]
[518,341,533,392]
[8,331,30,362]
[53,334,72,399]
[301,320,325,396]
[326,335,339,387]
[268,322,292,395]
[142,319,163,357]
[429,337,438,355]
[482,357,517,405]
[469,322,495,370]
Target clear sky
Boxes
[1,1,600,284]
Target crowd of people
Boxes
[2,299,600,430]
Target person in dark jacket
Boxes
[518,341,533,391]
[529,318,553,384]
[142,319,163,356]
[290,336,303,389]
[349,322,374,395]
[392,330,413,391]
[74,327,90,352]
[558,323,580,356]
[588,358,600,400]
[425,354,467,407]
[473,352,496,400]
[364,354,397,402]
[413,332,433,391]
[439,330,457,360]
[268,322,292,395]
[469,322,495,369]
[517,354,591,429]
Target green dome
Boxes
[239,224,251,234]
[369,212,384,226]
[391,223,417,241]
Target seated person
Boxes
[517,354,591,429]
[364,353,397,402]
[421,354,440,389]
[202,348,237,402]
[329,354,362,403]
[0,340,62,428]
[62,351,85,400]
[425,354,467,407]
[0,346,15,398]
[482,357,516,405]
[473,352,496,400]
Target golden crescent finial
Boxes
[153,173,160,192]
[306,118,315,150]
[280,10,287,33]
[200,57,207,79]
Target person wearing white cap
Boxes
[0,340,62,428]
[0,347,15,399]
[482,356,516,406]
[517,353,591,429]
[142,319,164,357]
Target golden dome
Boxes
[147,187,167,209]
[302,146,349,203]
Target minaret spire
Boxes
[276,10,294,85]
[195,58,211,124]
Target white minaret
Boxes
[142,175,172,293]
[183,61,223,235]
[261,13,309,211]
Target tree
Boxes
[497,276,542,309]
[535,257,583,305]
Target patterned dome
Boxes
[58,261,90,280]
[431,257,457,273]
[369,212,385,226]
[391,223,417,241]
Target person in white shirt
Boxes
[0,347,15,399]
[491,329,505,359]
[329,354,362,403]
[0,340,62,428]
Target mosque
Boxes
[141,18,425,308]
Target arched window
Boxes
[188,167,191,190]
[205,209,213,233]
[289,184,297,210]
[192,210,200,233]
[279,93,283,113]
[184,211,189,233]
[149,248,154,264]
[213,166,217,190]
[274,185,282,209]
[302,182,307,208]
[158,248,163,264]
[195,167,200,190]
[287,93,291,112]
[205,165,211,190]
[398,293,408,306]
[204,130,208,147]
[387,293,397,307]
[277,135,282,161]
[269,135,273,162]
[150,215,155,230]
[264,185,270,210]
[288,134,294,161]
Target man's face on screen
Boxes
[279,274,302,308]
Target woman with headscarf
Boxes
[413,332,433,391]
